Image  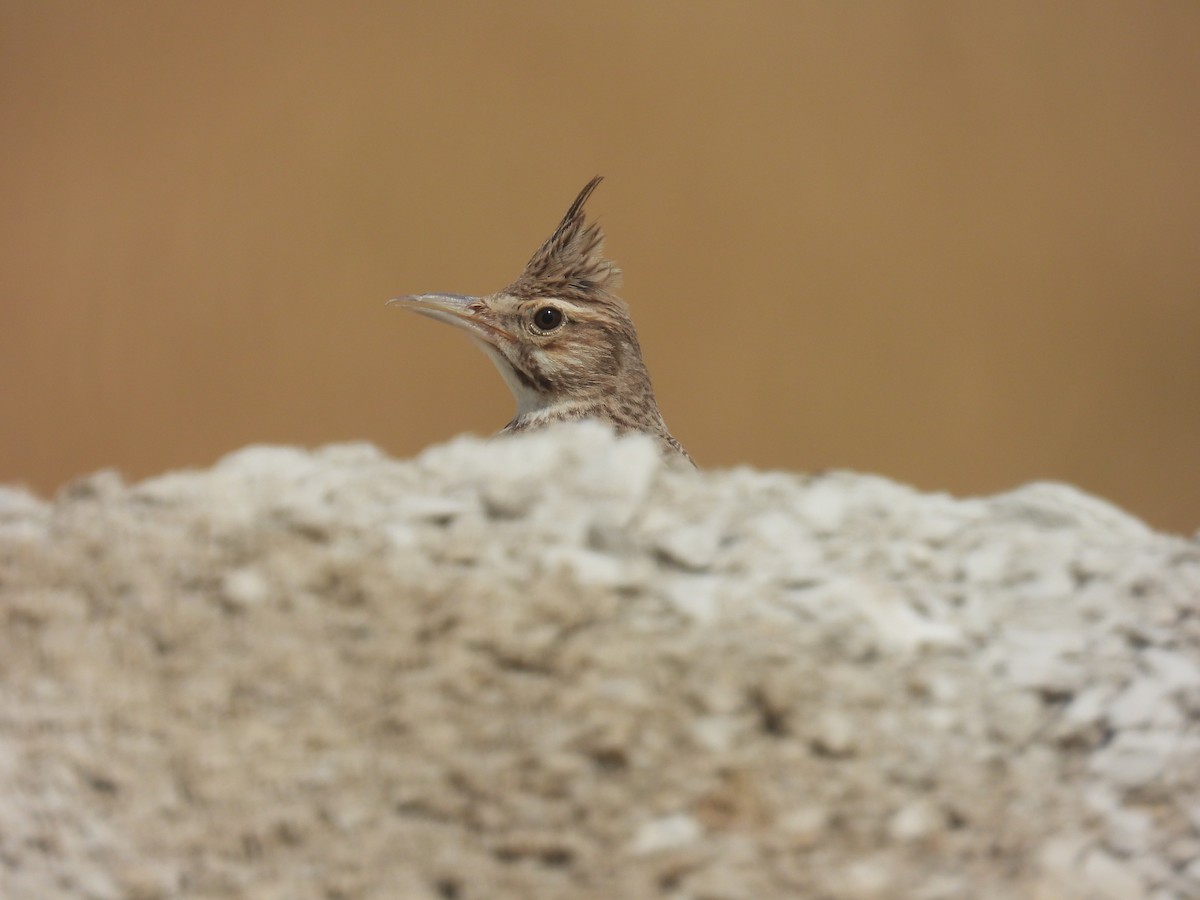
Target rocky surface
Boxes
[1,422,1198,899]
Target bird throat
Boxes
[474,338,548,420]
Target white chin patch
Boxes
[473,339,545,418]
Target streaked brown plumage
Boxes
[388,177,691,463]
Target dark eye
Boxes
[533,306,564,331]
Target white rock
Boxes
[990,481,1153,539]
[960,541,1012,583]
[887,799,942,842]
[793,478,850,534]
[740,509,824,580]
[480,478,542,519]
[1058,686,1114,740]
[221,567,270,609]
[1109,678,1178,730]
[810,711,858,758]
[986,690,1044,745]
[0,486,48,542]
[1000,628,1086,693]
[652,522,721,571]
[836,855,894,898]
[383,522,418,549]
[1037,831,1091,876]
[659,574,722,624]
[215,444,316,478]
[844,582,966,652]
[1143,648,1200,692]
[1089,731,1176,789]
[59,467,126,501]
[1166,837,1200,868]
[1079,847,1147,900]
[1186,802,1200,833]
[394,494,474,523]
[314,442,386,465]
[1184,855,1200,886]
[545,546,639,590]
[690,714,741,753]
[0,486,47,517]
[1103,805,1155,855]
[630,813,703,854]
[779,806,830,846]
[576,424,663,507]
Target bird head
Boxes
[388,177,654,419]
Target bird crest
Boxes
[505,176,623,303]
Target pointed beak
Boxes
[386,293,512,345]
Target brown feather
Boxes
[505,175,623,304]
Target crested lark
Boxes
[389,177,691,463]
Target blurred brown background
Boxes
[1,2,1197,533]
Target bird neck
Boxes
[495,359,692,465]
[504,378,666,437]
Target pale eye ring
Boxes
[532,306,564,331]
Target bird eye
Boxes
[532,306,564,331]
